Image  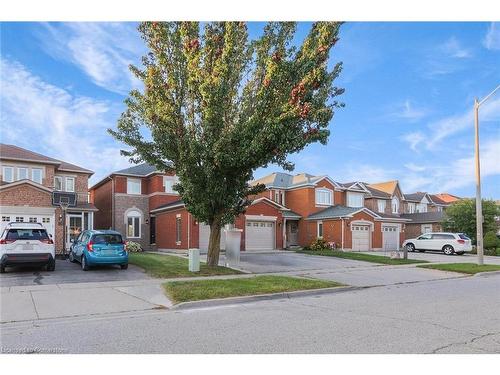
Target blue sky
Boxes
[1,22,499,198]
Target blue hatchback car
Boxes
[69,230,128,271]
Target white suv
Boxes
[0,222,56,273]
[403,232,472,255]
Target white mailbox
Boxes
[224,229,242,267]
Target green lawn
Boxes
[297,250,428,265]
[418,263,500,275]
[163,275,344,303]
[128,252,242,278]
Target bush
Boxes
[483,232,499,250]
[126,241,143,252]
[309,238,332,251]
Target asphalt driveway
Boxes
[0,258,150,288]
[220,251,378,273]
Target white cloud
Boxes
[441,36,472,58]
[389,100,429,122]
[0,58,131,184]
[483,22,500,50]
[404,163,426,172]
[338,164,398,183]
[39,23,144,94]
[401,97,500,150]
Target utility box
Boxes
[225,229,242,267]
[188,248,200,272]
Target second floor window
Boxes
[416,203,427,213]
[65,177,75,192]
[377,199,386,213]
[127,178,141,195]
[54,176,63,191]
[2,166,14,182]
[347,192,364,208]
[407,202,416,213]
[164,176,179,194]
[392,197,399,214]
[17,167,28,180]
[316,188,333,206]
[31,168,43,184]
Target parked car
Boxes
[403,232,472,255]
[0,222,55,273]
[69,230,128,271]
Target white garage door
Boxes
[382,226,399,251]
[352,225,370,251]
[1,212,55,239]
[199,223,226,253]
[246,221,274,250]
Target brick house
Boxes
[0,144,97,253]
[89,163,179,250]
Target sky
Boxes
[1,22,499,198]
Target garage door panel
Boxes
[382,226,399,250]
[1,213,55,238]
[246,221,274,250]
[352,225,370,251]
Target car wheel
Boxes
[417,249,426,252]
[69,251,76,263]
[456,251,465,255]
[120,264,128,270]
[81,255,89,271]
[0,265,5,274]
[46,260,55,272]
[443,245,455,255]
[406,243,415,252]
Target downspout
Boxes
[341,218,345,250]
[110,176,115,230]
[187,212,191,249]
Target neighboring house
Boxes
[89,163,179,250]
[150,172,410,252]
[401,192,455,237]
[0,144,96,253]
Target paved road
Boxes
[2,273,499,354]
[0,258,150,287]
[366,251,500,265]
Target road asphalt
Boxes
[1,272,499,353]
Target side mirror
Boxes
[70,238,75,243]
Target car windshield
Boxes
[92,234,123,244]
[6,229,49,241]
[458,234,471,240]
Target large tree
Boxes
[442,199,499,242]
[110,22,344,266]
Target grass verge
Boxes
[418,263,500,275]
[297,250,427,265]
[129,252,242,278]
[163,275,343,303]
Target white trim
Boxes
[2,166,14,182]
[150,202,185,213]
[315,187,333,206]
[346,191,365,208]
[350,220,374,231]
[251,197,289,210]
[126,178,142,195]
[245,214,277,222]
[124,207,143,239]
[65,176,75,192]
[0,179,52,193]
[346,181,371,193]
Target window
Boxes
[17,167,28,180]
[92,234,123,244]
[347,192,364,208]
[42,217,50,223]
[436,206,443,212]
[417,233,432,240]
[391,197,399,213]
[317,221,324,238]
[315,188,333,206]
[2,166,14,182]
[31,168,43,184]
[377,199,386,213]
[127,217,140,238]
[176,216,182,243]
[54,176,63,191]
[459,234,470,240]
[432,233,454,239]
[127,178,141,195]
[29,217,38,223]
[275,191,280,203]
[416,203,427,213]
[65,177,75,192]
[407,202,416,213]
[2,216,10,222]
[163,176,179,194]
[15,217,24,222]
[281,191,285,206]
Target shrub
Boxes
[483,231,499,250]
[309,238,332,251]
[126,241,143,252]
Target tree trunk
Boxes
[206,219,222,267]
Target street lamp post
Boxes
[474,84,500,266]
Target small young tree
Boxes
[109,22,344,266]
[442,198,499,242]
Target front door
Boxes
[67,214,83,249]
[150,216,156,244]
[287,221,299,247]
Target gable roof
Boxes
[367,180,399,195]
[115,163,158,177]
[429,194,448,205]
[306,205,360,220]
[0,144,93,174]
[434,193,461,203]
[404,192,428,202]
[252,172,341,190]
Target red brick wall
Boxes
[90,179,112,229]
[155,208,192,249]
[114,176,127,194]
[0,185,52,206]
[149,194,181,211]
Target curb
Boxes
[474,270,500,277]
[171,285,362,310]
